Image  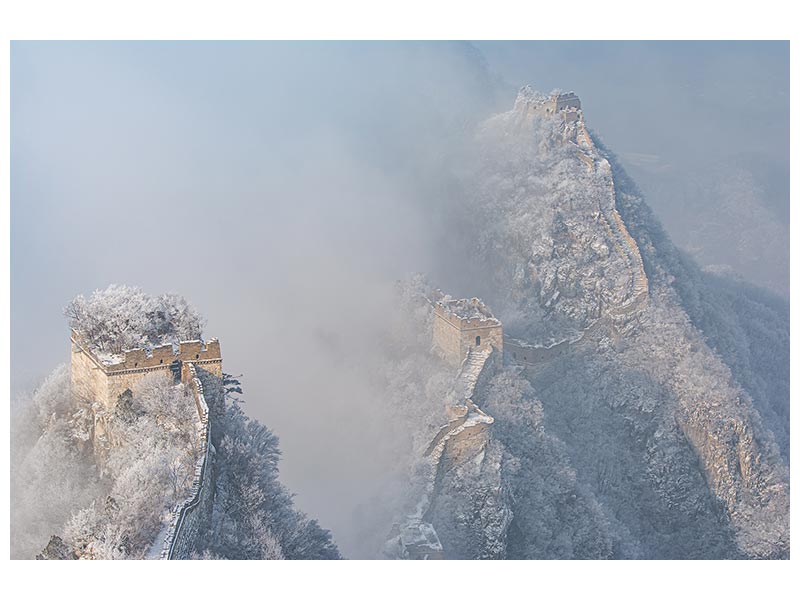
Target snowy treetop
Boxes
[516,85,575,105]
[65,284,205,354]
[516,85,550,104]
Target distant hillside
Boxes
[381,88,789,559]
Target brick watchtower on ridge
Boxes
[70,329,223,412]
[432,297,503,367]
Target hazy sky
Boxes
[475,41,789,294]
[10,41,789,557]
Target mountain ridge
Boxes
[384,87,789,559]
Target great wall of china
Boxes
[503,89,649,367]
[158,363,216,559]
[387,346,497,559]
[389,91,651,557]
[70,331,222,560]
[567,92,649,315]
[70,88,648,561]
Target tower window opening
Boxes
[475,335,481,346]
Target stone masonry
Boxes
[70,329,222,413]
[69,328,223,560]
[432,297,503,367]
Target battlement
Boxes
[432,296,503,366]
[117,339,221,371]
[70,329,221,374]
[514,86,582,116]
[554,91,581,111]
[70,328,223,416]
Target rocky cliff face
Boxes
[390,88,789,559]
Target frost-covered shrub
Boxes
[65,284,205,353]
[10,366,102,559]
[12,366,203,559]
[83,373,203,558]
[206,388,340,560]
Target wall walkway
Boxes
[155,364,216,560]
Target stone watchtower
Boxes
[70,329,223,413]
[70,329,223,454]
[513,87,584,135]
[432,297,503,367]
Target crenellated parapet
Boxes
[513,86,584,135]
[71,329,221,375]
[514,86,581,115]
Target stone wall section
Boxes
[504,334,576,366]
[97,337,220,373]
[510,86,650,318]
[70,329,223,412]
[159,363,217,560]
[570,110,649,313]
[69,329,222,559]
[388,346,496,559]
[432,302,503,367]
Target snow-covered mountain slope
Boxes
[388,88,789,559]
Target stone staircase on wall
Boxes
[387,346,497,559]
[453,347,493,402]
[606,181,649,309]
[505,160,650,369]
[572,124,649,316]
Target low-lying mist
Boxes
[10,41,789,558]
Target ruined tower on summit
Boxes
[513,87,581,117]
[513,87,586,139]
[432,297,503,366]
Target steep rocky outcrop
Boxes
[480,88,789,559]
[393,87,789,559]
[36,536,78,560]
[17,287,340,560]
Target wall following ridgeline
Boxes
[388,345,497,559]
[159,364,218,560]
[504,334,577,365]
[69,329,222,559]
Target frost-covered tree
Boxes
[65,284,205,353]
[10,366,102,559]
[203,380,340,560]
[482,371,615,559]
[17,286,341,559]
[54,372,203,559]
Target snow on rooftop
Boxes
[437,297,498,322]
[95,351,125,365]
